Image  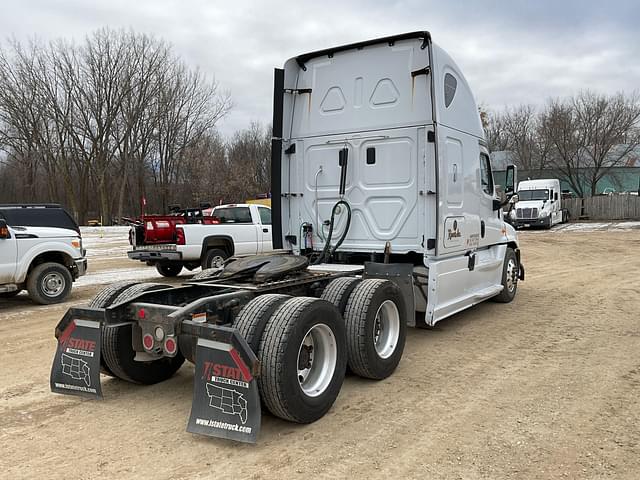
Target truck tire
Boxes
[201,248,228,269]
[102,283,185,384]
[493,248,519,303]
[343,279,406,380]
[26,262,73,305]
[88,281,140,376]
[88,281,140,309]
[321,277,361,314]
[191,267,223,280]
[257,297,347,423]
[233,294,291,353]
[155,264,183,277]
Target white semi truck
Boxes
[50,31,524,443]
[510,178,569,229]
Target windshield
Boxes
[517,189,549,201]
[212,207,252,224]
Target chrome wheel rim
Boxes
[42,272,66,297]
[297,324,337,397]
[373,300,400,359]
[506,258,518,293]
[210,255,225,268]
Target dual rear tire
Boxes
[235,278,406,424]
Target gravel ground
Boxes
[1,224,639,479]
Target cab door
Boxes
[478,149,502,246]
[0,224,18,283]
[257,207,273,252]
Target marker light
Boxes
[142,334,154,350]
[164,337,177,355]
[154,326,165,341]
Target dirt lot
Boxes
[1,225,639,479]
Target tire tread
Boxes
[321,277,360,314]
[258,297,319,422]
[233,294,291,352]
[343,279,389,378]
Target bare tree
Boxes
[485,105,551,172]
[225,122,272,202]
[572,91,640,196]
[541,92,640,197]
[152,61,231,212]
[0,28,232,222]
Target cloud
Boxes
[4,0,639,135]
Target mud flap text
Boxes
[50,319,103,399]
[187,337,260,443]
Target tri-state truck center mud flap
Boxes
[186,331,261,444]
[50,308,261,443]
[50,317,103,399]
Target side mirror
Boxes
[505,165,516,195]
[0,219,9,239]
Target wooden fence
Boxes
[563,195,640,220]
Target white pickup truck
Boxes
[128,204,274,276]
[0,204,88,304]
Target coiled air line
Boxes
[313,146,352,265]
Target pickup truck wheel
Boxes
[493,248,518,303]
[201,248,228,269]
[258,297,347,423]
[155,264,183,277]
[27,262,73,305]
[102,282,184,384]
[233,294,291,353]
[343,279,406,380]
[88,281,141,376]
[321,277,361,314]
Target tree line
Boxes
[0,28,272,224]
[484,91,640,197]
[2,28,638,222]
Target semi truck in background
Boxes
[50,31,524,443]
[510,178,570,229]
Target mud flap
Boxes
[187,336,261,443]
[50,319,103,399]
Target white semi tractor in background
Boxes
[50,31,524,443]
[510,178,570,229]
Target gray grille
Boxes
[516,208,538,219]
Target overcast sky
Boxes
[5,0,640,136]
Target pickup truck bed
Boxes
[128,204,274,276]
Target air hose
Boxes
[313,199,351,265]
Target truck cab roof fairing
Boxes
[294,31,432,71]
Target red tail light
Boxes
[176,227,185,245]
[142,334,154,350]
[164,336,177,355]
